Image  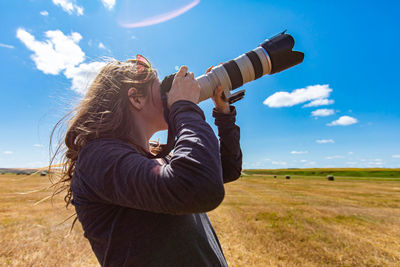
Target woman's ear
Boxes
[128,87,146,111]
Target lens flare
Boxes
[117,0,200,28]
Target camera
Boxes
[160,31,304,104]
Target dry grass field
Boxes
[1,173,399,266]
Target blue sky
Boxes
[0,0,399,169]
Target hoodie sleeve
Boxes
[212,106,243,183]
[73,100,225,215]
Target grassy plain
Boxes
[1,171,399,266]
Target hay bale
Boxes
[285,175,290,179]
[273,175,277,178]
[40,171,47,176]
[326,175,334,181]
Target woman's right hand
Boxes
[167,66,200,108]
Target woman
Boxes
[52,55,242,266]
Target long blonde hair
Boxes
[49,58,158,209]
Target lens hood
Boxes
[261,32,304,74]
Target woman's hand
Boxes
[206,65,230,114]
[167,66,200,108]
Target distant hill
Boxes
[0,168,39,174]
[243,168,400,178]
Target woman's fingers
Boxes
[212,85,230,113]
[205,63,223,74]
[176,66,188,78]
[213,85,225,101]
[213,85,222,96]
[186,72,194,79]
[168,66,200,107]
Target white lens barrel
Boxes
[233,54,255,84]
[197,73,216,102]
[196,44,272,103]
[253,47,272,76]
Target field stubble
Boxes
[1,173,399,266]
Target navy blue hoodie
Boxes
[71,100,242,266]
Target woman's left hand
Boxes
[206,65,230,114]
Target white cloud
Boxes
[64,62,106,95]
[311,108,335,117]
[325,155,344,160]
[327,116,358,126]
[348,151,354,155]
[33,144,43,147]
[40,10,49,16]
[52,0,83,16]
[101,0,116,10]
[98,42,106,49]
[367,161,383,166]
[252,161,263,167]
[303,98,334,107]
[300,159,307,163]
[98,42,112,53]
[271,161,287,166]
[291,151,308,154]
[17,28,106,95]
[0,43,14,49]
[3,151,13,155]
[16,28,85,75]
[316,139,334,144]
[392,155,400,158]
[263,84,332,108]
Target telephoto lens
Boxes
[160,31,304,104]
